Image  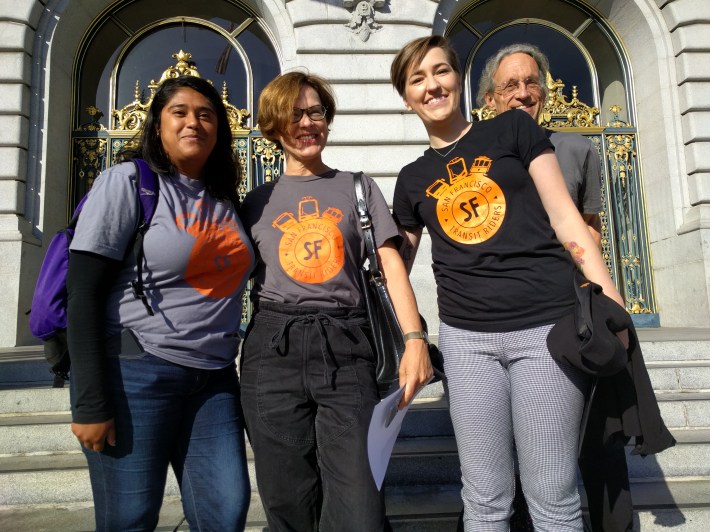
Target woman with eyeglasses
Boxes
[389,36,626,531]
[239,71,432,531]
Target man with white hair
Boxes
[474,43,631,532]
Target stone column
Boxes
[0,1,45,347]
[656,0,710,326]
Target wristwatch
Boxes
[403,330,429,343]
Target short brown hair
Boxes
[257,71,336,143]
[390,36,461,97]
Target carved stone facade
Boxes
[344,1,385,42]
[0,0,709,347]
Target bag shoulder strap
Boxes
[129,158,159,316]
[353,172,382,279]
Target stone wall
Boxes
[651,0,710,326]
[0,0,47,346]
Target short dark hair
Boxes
[257,71,336,145]
[137,76,239,203]
[476,43,550,107]
[390,35,462,97]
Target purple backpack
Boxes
[29,159,159,381]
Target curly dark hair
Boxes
[128,76,239,204]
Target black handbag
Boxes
[353,172,443,393]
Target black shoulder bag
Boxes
[353,172,443,394]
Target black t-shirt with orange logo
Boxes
[394,110,576,333]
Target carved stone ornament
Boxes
[472,71,600,129]
[111,50,250,132]
[344,0,385,42]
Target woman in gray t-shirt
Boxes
[240,71,432,532]
[67,76,254,530]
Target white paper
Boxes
[367,382,430,490]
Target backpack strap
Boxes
[129,159,159,317]
[134,159,159,224]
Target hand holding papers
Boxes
[367,380,432,490]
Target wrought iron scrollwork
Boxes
[603,106,654,315]
[71,107,108,210]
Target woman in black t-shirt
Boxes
[390,36,626,531]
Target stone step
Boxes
[426,329,710,363]
[8,407,705,471]
[0,348,55,389]
[0,387,70,415]
[385,478,710,531]
[0,453,261,507]
[2,427,708,508]
[657,391,710,429]
[2,383,705,441]
[646,360,710,392]
[403,391,710,438]
[0,418,78,454]
[2,478,710,531]
[2,328,709,390]
[633,328,710,363]
[386,477,710,516]
[419,361,710,394]
[1,391,708,459]
[385,429,710,484]
[0,494,268,532]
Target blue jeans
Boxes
[73,350,250,531]
[240,302,386,532]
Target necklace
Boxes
[431,137,461,159]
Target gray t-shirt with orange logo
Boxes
[71,161,255,368]
[241,170,399,307]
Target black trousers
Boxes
[241,302,387,532]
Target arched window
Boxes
[75,1,280,130]
[447,0,631,124]
[70,1,282,210]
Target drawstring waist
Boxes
[254,301,368,384]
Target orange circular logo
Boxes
[426,156,506,244]
[176,213,251,298]
[273,197,345,284]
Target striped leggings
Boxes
[440,322,588,532]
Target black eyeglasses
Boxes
[291,105,327,123]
